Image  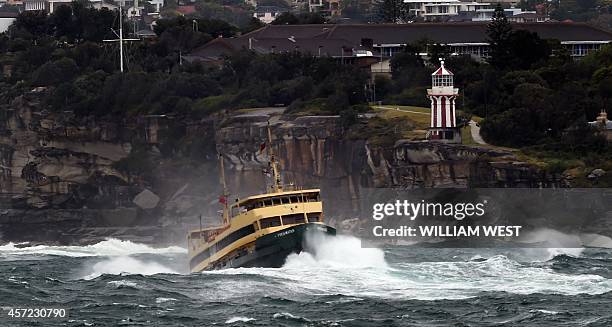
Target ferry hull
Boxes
[209,223,336,270]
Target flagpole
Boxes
[119,0,124,72]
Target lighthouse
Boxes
[427,59,461,143]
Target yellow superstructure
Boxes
[187,122,334,272]
[187,189,324,272]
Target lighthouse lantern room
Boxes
[427,59,461,143]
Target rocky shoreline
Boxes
[0,90,571,245]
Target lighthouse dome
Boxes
[432,60,453,87]
[432,60,453,76]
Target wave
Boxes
[284,234,388,269]
[201,235,612,301]
[0,238,186,257]
[81,256,182,280]
[225,316,256,324]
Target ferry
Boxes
[187,124,336,272]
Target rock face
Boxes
[392,141,563,188]
[0,91,566,245]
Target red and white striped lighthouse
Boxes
[427,59,460,142]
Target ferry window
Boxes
[306,193,320,202]
[272,198,281,205]
[214,224,256,253]
[289,196,299,203]
[281,197,290,204]
[307,213,321,222]
[260,217,281,228]
[283,213,305,225]
[264,199,273,206]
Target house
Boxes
[188,22,612,74]
[24,0,73,13]
[176,5,196,16]
[136,28,157,38]
[148,0,163,13]
[90,0,119,10]
[589,110,612,142]
[403,0,491,21]
[308,0,341,17]
[0,10,17,33]
[466,7,549,22]
[253,6,289,24]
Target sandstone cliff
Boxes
[0,90,565,244]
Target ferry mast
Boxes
[266,122,283,193]
[219,154,229,225]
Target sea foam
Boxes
[82,256,181,280]
[0,238,186,257]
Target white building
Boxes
[24,0,73,13]
[403,0,490,20]
[90,0,119,10]
[148,0,163,13]
[471,8,547,22]
[0,11,17,33]
[253,6,288,24]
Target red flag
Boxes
[219,196,227,205]
[259,142,266,153]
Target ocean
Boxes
[1,235,612,326]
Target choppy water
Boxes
[1,236,612,326]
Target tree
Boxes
[241,17,265,34]
[271,12,299,25]
[376,0,410,23]
[390,44,423,78]
[32,58,79,86]
[271,12,326,25]
[506,29,551,70]
[12,10,49,38]
[486,4,512,70]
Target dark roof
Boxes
[191,36,372,58]
[244,22,612,44]
[191,22,612,59]
[254,6,289,14]
[0,11,19,18]
[512,13,545,18]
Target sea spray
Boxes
[517,228,586,261]
[284,234,388,269]
[2,242,612,326]
[82,256,182,280]
[0,238,186,258]
[202,235,612,300]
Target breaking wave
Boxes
[82,256,181,280]
[202,235,612,301]
[0,238,186,258]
